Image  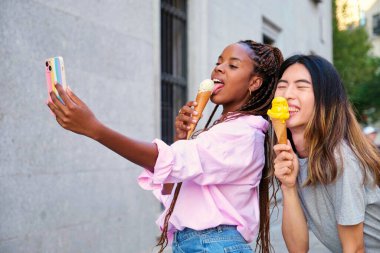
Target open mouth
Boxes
[212,78,224,94]
[288,106,300,116]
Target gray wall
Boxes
[1,1,160,252]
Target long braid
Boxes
[237,40,283,253]
[156,105,220,253]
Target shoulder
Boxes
[335,141,363,177]
[219,115,269,133]
[199,115,268,143]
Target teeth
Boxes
[213,78,222,83]
[288,107,299,112]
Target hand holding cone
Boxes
[267,97,290,144]
[187,79,214,139]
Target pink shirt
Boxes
[138,115,269,243]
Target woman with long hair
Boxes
[273,55,380,253]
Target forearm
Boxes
[338,223,365,253]
[342,246,365,253]
[281,186,309,253]
[90,122,158,171]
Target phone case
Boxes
[45,56,67,103]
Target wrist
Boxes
[88,120,105,141]
[281,184,298,194]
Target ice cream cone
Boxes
[271,118,287,144]
[267,97,289,144]
[187,90,212,139]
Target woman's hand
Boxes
[47,84,101,139]
[273,141,299,190]
[174,101,198,141]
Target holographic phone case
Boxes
[45,56,67,103]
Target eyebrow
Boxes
[278,79,311,84]
[218,56,242,62]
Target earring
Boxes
[248,89,252,96]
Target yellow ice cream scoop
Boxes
[267,97,290,123]
[267,97,289,144]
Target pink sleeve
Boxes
[140,117,267,186]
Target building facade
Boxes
[365,0,380,56]
[0,1,332,252]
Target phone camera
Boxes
[45,61,49,67]
[48,66,52,71]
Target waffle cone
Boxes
[271,118,287,144]
[187,91,212,139]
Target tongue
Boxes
[212,83,224,94]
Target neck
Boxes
[289,128,308,158]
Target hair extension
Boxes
[155,106,220,252]
[238,40,284,253]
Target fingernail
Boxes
[193,111,198,115]
[192,119,197,123]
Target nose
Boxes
[214,63,225,74]
[283,85,296,99]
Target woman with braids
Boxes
[47,40,283,253]
[273,55,380,253]
[159,40,283,253]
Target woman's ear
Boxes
[249,76,263,92]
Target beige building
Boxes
[364,0,380,56]
[335,0,380,56]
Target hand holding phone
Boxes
[45,56,67,103]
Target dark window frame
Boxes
[161,0,187,144]
[373,13,380,36]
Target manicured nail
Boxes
[192,111,198,115]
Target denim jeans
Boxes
[172,225,253,253]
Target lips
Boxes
[288,104,300,116]
[212,78,224,94]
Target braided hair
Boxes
[156,40,283,253]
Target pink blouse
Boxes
[138,115,269,243]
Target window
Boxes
[262,16,281,46]
[373,13,380,36]
[263,34,275,45]
[161,0,187,144]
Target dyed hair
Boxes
[157,40,284,253]
[278,55,380,187]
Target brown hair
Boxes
[156,40,284,253]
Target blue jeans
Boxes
[172,225,253,253]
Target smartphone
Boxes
[45,56,67,103]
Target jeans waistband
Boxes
[174,225,237,243]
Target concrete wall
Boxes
[1,0,333,252]
[0,1,160,252]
